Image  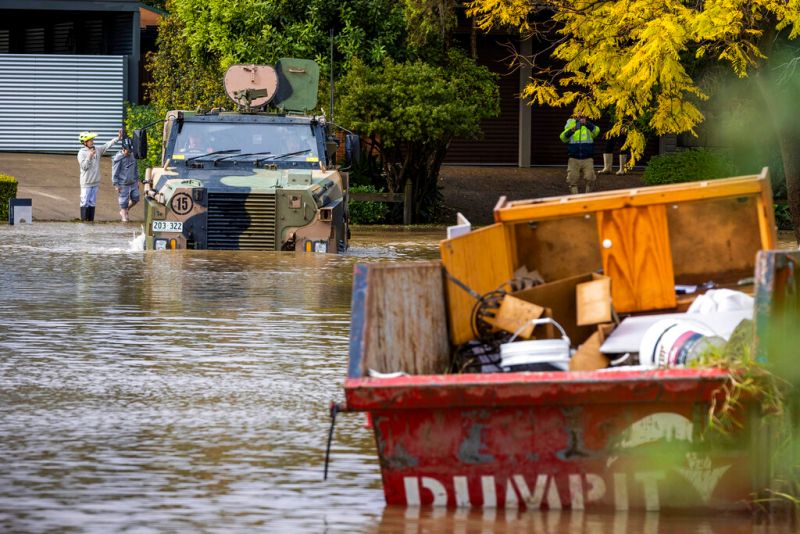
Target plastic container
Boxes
[639,318,725,367]
[500,317,571,371]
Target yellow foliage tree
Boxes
[467,0,800,240]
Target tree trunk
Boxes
[408,141,449,223]
[377,140,450,223]
[754,74,800,243]
[470,18,478,59]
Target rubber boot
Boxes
[600,153,613,174]
[86,206,95,222]
[80,207,87,221]
[569,185,579,195]
[616,154,629,175]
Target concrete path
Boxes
[1,153,144,223]
[1,152,645,224]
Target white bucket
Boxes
[500,318,571,371]
[639,318,724,367]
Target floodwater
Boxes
[0,223,794,533]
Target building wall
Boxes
[0,1,140,102]
[0,54,124,153]
[444,35,520,165]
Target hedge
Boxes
[0,174,17,222]
[349,185,390,224]
[643,148,736,185]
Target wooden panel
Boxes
[598,205,677,313]
[513,272,600,346]
[513,216,602,282]
[356,262,450,376]
[495,175,766,224]
[576,277,612,325]
[440,224,515,345]
[757,168,777,250]
[490,295,544,339]
[667,197,763,284]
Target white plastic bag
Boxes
[687,289,754,314]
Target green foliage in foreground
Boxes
[0,174,18,222]
[124,103,163,179]
[643,148,736,185]
[348,185,390,225]
[690,314,800,506]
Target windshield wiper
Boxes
[213,151,273,162]
[256,149,312,165]
[184,149,241,162]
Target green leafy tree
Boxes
[145,2,228,112]
[467,0,800,241]
[147,0,407,114]
[141,0,168,10]
[146,0,500,224]
[404,0,457,54]
[170,0,406,74]
[337,50,499,222]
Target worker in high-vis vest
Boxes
[559,113,600,194]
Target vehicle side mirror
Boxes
[133,129,148,159]
[344,133,361,165]
[325,138,339,165]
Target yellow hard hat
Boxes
[79,131,98,143]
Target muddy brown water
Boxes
[0,223,793,532]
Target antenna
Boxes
[329,28,335,123]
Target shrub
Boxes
[0,174,17,222]
[349,185,390,224]
[124,102,164,180]
[643,148,736,185]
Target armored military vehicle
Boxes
[133,58,348,252]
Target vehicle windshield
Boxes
[173,122,319,162]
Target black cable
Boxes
[323,401,340,481]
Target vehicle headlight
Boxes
[304,240,328,253]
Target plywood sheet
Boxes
[598,205,676,313]
[513,273,598,346]
[490,295,544,339]
[513,216,602,282]
[440,224,514,345]
[360,262,451,375]
[576,277,612,325]
[667,197,762,284]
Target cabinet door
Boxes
[597,205,676,313]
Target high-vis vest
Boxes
[560,119,600,159]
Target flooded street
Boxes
[0,223,440,532]
[0,223,793,532]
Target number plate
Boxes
[152,220,183,233]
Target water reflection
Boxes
[0,223,792,532]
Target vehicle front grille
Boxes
[207,193,277,250]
